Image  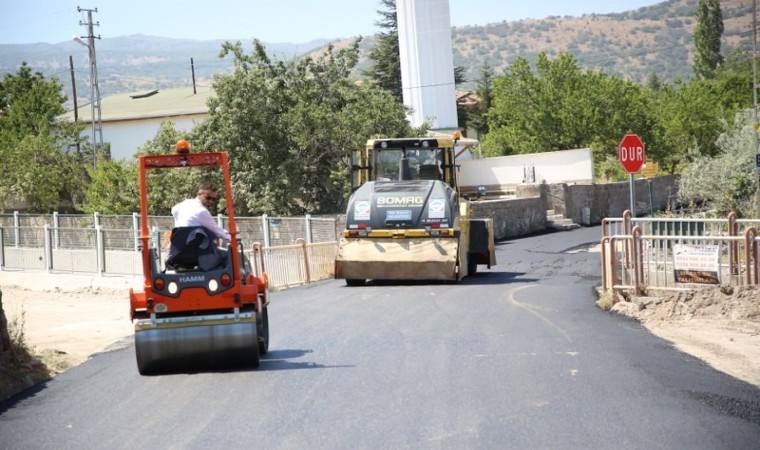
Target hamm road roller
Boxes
[334,134,496,285]
[129,142,269,374]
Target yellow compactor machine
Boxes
[335,134,496,285]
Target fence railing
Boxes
[601,211,760,294]
[0,213,338,290]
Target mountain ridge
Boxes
[1,0,752,106]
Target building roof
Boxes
[58,86,214,123]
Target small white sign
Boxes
[354,200,370,221]
[672,243,720,284]
[428,199,446,219]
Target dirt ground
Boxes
[0,272,141,402]
[1,272,759,403]
[608,285,760,387]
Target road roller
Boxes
[129,141,269,375]
[334,133,496,285]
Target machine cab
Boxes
[350,136,460,193]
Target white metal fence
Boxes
[601,211,760,294]
[0,212,338,290]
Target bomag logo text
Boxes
[377,196,424,207]
[179,275,205,283]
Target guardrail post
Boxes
[623,210,632,268]
[44,224,52,272]
[632,226,643,295]
[296,238,311,283]
[252,242,265,276]
[745,227,758,285]
[53,211,60,249]
[132,212,140,252]
[13,211,19,248]
[305,214,313,244]
[0,226,4,270]
[96,225,104,275]
[728,212,738,275]
[262,214,270,248]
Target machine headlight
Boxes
[208,279,219,292]
[167,282,178,295]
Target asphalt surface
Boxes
[1,226,759,449]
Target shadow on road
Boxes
[460,271,539,285]
[341,271,538,287]
[258,349,354,372]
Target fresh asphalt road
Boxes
[1,226,759,449]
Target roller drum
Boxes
[135,316,259,375]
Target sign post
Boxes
[618,134,646,216]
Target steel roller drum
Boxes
[135,313,260,375]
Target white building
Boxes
[58,86,213,160]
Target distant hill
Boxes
[0,0,753,107]
[445,0,752,85]
[0,35,330,108]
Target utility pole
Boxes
[75,6,103,167]
[69,55,81,154]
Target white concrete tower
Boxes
[396,0,458,130]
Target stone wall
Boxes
[470,175,680,240]
[471,196,546,240]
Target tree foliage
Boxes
[363,0,402,101]
[80,157,139,214]
[693,0,724,79]
[679,110,757,217]
[482,53,650,166]
[467,62,495,138]
[193,40,411,216]
[0,63,84,212]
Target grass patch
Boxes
[595,290,618,311]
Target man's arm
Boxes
[197,209,231,241]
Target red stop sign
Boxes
[618,134,645,174]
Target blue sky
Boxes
[2,0,663,45]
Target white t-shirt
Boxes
[171,197,231,241]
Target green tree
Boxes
[483,52,650,172]
[193,40,411,216]
[647,49,751,173]
[0,63,66,138]
[468,62,495,138]
[0,63,84,212]
[80,157,139,214]
[363,0,402,101]
[679,110,757,217]
[693,0,724,79]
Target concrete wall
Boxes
[471,196,547,240]
[459,148,594,189]
[560,175,680,225]
[470,175,680,240]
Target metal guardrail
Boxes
[601,211,760,294]
[249,240,336,290]
[0,214,338,290]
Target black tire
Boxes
[467,258,478,276]
[257,307,269,355]
[346,279,365,286]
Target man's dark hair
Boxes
[198,182,217,193]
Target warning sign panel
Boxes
[672,243,720,285]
